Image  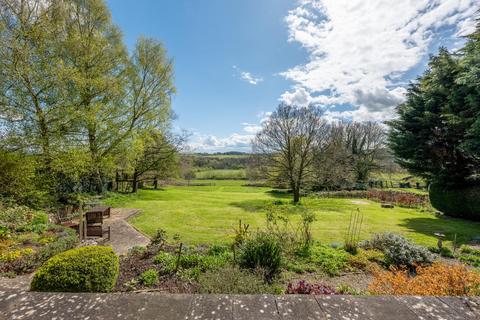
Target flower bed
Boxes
[315,189,429,208]
[0,204,78,276]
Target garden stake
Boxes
[174,242,183,274]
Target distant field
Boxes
[195,169,246,180]
[194,154,250,159]
[105,180,479,247]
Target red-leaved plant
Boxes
[285,280,340,295]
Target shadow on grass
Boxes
[266,189,292,199]
[399,216,480,245]
[140,187,166,191]
[230,198,291,212]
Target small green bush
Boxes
[0,226,10,240]
[347,248,385,270]
[198,266,281,294]
[31,246,119,292]
[310,245,348,276]
[0,204,42,231]
[360,233,433,268]
[34,228,78,263]
[139,269,159,286]
[428,246,454,258]
[460,245,480,256]
[429,183,480,221]
[458,245,480,267]
[153,247,230,277]
[239,233,282,280]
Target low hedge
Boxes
[429,183,480,221]
[31,246,119,292]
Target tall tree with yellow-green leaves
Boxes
[61,0,175,192]
[0,0,175,202]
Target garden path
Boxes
[103,208,150,255]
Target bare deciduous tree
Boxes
[253,104,329,203]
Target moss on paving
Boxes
[104,180,480,247]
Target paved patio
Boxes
[1,290,479,320]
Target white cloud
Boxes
[282,0,478,121]
[189,132,254,153]
[280,87,312,107]
[257,111,272,124]
[241,123,263,134]
[233,65,264,85]
[188,117,269,152]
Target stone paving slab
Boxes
[232,294,280,320]
[187,294,233,320]
[396,296,468,320]
[438,297,480,320]
[276,295,324,320]
[1,290,479,320]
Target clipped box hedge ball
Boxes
[31,246,119,292]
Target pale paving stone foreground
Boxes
[0,290,479,320]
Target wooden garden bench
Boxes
[84,206,112,240]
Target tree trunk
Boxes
[87,122,103,193]
[132,170,138,193]
[293,187,300,203]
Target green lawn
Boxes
[105,180,480,247]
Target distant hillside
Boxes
[193,152,251,159]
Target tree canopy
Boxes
[388,24,480,188]
[0,0,177,205]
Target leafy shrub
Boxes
[360,233,433,269]
[460,245,480,256]
[0,248,35,263]
[347,248,385,271]
[429,183,480,220]
[284,260,316,274]
[207,244,230,256]
[31,212,49,225]
[149,229,167,248]
[428,246,454,258]
[0,226,10,240]
[459,255,480,268]
[458,245,480,267]
[0,152,46,207]
[198,266,280,294]
[336,284,362,295]
[369,263,480,296]
[128,246,147,258]
[31,246,119,292]
[139,269,159,286]
[34,228,78,264]
[0,205,37,231]
[286,280,339,295]
[153,247,230,278]
[310,244,348,276]
[239,233,282,280]
[153,252,175,273]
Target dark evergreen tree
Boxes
[388,47,479,187]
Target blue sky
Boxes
[106,0,478,153]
